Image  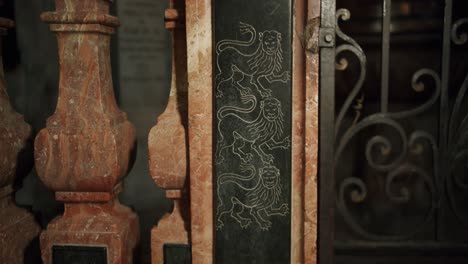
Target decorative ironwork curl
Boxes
[446,74,468,224]
[451,18,468,45]
[336,115,408,172]
[387,69,441,119]
[335,8,367,136]
[384,164,436,205]
[409,131,440,190]
[451,150,468,190]
[365,134,402,172]
[446,149,468,224]
[454,113,468,148]
[449,75,468,146]
[335,9,362,50]
[350,94,365,128]
[336,58,349,71]
[385,167,411,204]
[338,161,436,240]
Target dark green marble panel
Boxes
[214,0,292,263]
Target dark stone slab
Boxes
[164,244,191,264]
[214,0,293,263]
[52,245,107,264]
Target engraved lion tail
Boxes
[216,22,257,54]
[217,93,257,120]
[218,164,256,185]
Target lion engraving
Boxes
[216,164,289,230]
[215,22,290,98]
[216,93,290,165]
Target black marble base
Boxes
[52,245,107,264]
[164,244,191,264]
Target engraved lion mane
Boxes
[247,30,284,76]
[217,95,285,145]
[246,97,285,142]
[247,165,282,207]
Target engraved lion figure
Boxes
[216,93,290,165]
[215,22,290,98]
[216,164,289,230]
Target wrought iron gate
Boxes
[319,0,468,263]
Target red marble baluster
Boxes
[35,1,139,263]
[0,17,41,263]
[148,0,190,263]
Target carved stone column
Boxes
[148,0,190,263]
[35,1,139,263]
[0,17,41,263]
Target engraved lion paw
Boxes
[281,136,291,149]
[216,155,225,164]
[261,154,274,164]
[239,219,252,229]
[259,89,272,98]
[241,153,254,163]
[279,71,291,83]
[216,89,224,98]
[259,220,272,231]
[278,204,289,216]
[239,87,252,97]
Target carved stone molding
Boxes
[35,1,139,263]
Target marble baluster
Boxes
[35,1,139,263]
[148,0,190,263]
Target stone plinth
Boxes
[39,197,139,263]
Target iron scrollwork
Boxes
[334,7,442,240]
[335,0,468,240]
[446,16,468,225]
[451,18,468,45]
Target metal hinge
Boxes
[304,17,320,54]
[304,19,335,54]
[319,27,335,48]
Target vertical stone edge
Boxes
[291,0,306,263]
[304,0,320,263]
[185,0,214,263]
